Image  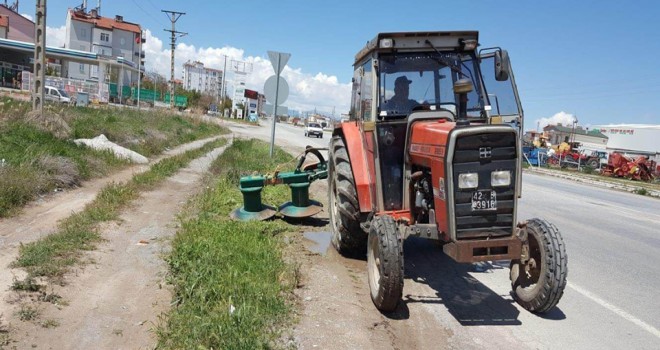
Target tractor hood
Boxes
[409,119,455,150]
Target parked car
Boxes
[305,122,324,138]
[44,86,72,104]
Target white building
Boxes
[64,7,143,86]
[182,61,223,98]
[591,124,660,159]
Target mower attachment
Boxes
[231,147,328,221]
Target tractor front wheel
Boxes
[329,135,366,256]
[367,215,404,312]
[510,218,568,313]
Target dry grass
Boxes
[35,155,81,188]
[25,110,72,139]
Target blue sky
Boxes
[16,0,660,128]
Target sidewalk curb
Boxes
[525,168,660,199]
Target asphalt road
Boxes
[225,120,660,349]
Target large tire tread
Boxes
[512,218,568,313]
[329,135,366,256]
[368,215,404,312]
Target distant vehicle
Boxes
[248,112,259,123]
[207,103,219,116]
[305,122,324,138]
[44,86,71,104]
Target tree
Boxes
[221,95,232,111]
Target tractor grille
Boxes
[452,131,517,240]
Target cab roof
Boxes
[354,31,479,65]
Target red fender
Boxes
[334,122,375,213]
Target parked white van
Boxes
[44,86,72,104]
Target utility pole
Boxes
[137,29,143,110]
[162,10,186,109]
[222,55,227,114]
[32,0,46,113]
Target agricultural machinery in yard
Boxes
[601,152,655,182]
[328,31,568,313]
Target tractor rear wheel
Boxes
[367,215,404,312]
[510,218,568,313]
[329,135,366,256]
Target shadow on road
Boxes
[398,237,524,326]
[282,216,329,227]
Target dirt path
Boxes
[7,144,229,349]
[0,136,226,348]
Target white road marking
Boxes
[568,283,660,339]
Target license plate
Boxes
[471,190,497,211]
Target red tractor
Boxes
[328,31,567,313]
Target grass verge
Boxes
[0,97,228,217]
[157,138,298,349]
[13,137,228,280]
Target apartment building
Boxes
[0,4,34,42]
[64,7,143,85]
[183,61,223,97]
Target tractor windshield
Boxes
[378,52,483,118]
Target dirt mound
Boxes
[25,110,71,139]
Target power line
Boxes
[130,0,166,27]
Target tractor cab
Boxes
[348,32,524,211]
[351,31,523,126]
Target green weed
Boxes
[16,305,39,321]
[634,188,648,196]
[41,319,60,328]
[11,277,43,292]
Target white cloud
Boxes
[46,26,67,48]
[142,30,350,115]
[21,13,33,21]
[535,111,577,130]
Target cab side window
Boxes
[360,60,372,121]
[350,67,362,121]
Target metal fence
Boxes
[21,71,109,103]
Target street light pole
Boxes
[222,54,227,116]
[137,30,142,110]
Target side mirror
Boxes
[494,50,510,81]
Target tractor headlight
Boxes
[458,173,478,189]
[491,170,511,187]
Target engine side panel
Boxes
[408,120,455,236]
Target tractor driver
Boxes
[384,75,419,114]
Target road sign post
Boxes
[265,51,291,158]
